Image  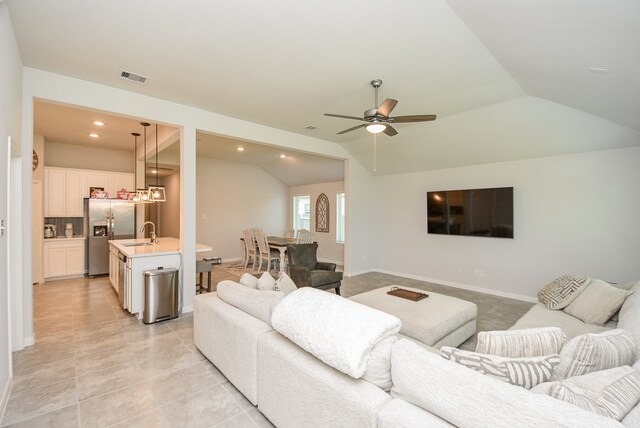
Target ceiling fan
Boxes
[324,79,436,137]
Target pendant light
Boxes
[147,123,166,202]
[135,122,153,203]
[130,132,141,202]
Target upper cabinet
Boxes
[44,167,134,217]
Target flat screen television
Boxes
[427,187,513,238]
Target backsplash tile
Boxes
[44,217,84,238]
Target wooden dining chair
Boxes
[243,228,258,269]
[296,229,312,244]
[284,228,295,239]
[255,230,280,272]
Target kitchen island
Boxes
[109,237,212,318]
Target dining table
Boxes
[241,235,297,275]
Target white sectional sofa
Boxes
[193,279,640,427]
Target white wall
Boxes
[374,146,640,301]
[45,140,133,172]
[288,181,344,264]
[196,157,288,261]
[0,1,23,411]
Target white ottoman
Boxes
[350,285,477,348]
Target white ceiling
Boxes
[9,0,640,175]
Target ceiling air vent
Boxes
[305,125,319,131]
[120,70,148,84]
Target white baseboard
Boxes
[23,336,35,347]
[220,257,243,264]
[343,269,374,278]
[181,305,193,314]
[373,269,537,303]
[1,376,12,423]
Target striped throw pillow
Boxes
[537,274,590,310]
[548,366,640,421]
[553,329,636,381]
[441,347,560,389]
[476,327,567,358]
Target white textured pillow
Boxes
[563,279,629,325]
[476,327,567,358]
[257,272,276,291]
[618,281,640,364]
[441,347,560,389]
[216,280,283,325]
[537,274,590,310]
[553,329,636,381]
[239,273,258,289]
[545,366,640,421]
[274,273,297,296]
[361,335,398,391]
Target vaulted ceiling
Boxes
[8,0,640,175]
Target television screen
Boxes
[427,187,513,238]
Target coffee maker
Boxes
[44,224,56,238]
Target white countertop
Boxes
[109,237,212,258]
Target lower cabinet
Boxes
[108,245,119,292]
[127,254,180,317]
[43,239,85,279]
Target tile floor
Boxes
[1,269,533,427]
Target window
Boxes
[293,195,310,231]
[336,192,345,243]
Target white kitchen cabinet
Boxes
[65,170,85,217]
[44,168,67,217]
[110,172,135,197]
[127,254,180,317]
[84,171,112,197]
[43,239,85,279]
[108,244,119,292]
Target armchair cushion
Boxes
[287,243,319,271]
[310,270,343,288]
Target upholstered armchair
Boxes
[286,243,342,295]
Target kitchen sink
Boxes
[123,242,155,247]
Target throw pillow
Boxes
[239,273,258,289]
[257,271,276,291]
[216,280,284,325]
[563,279,629,325]
[618,280,640,364]
[547,366,640,421]
[553,329,636,381]
[476,327,567,358]
[274,272,297,296]
[440,347,560,389]
[537,274,590,310]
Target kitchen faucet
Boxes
[140,221,158,244]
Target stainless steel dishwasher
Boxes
[117,251,127,308]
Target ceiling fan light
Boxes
[366,123,387,134]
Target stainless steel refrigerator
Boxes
[85,198,135,277]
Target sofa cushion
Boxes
[274,272,297,295]
[216,280,283,325]
[553,329,636,381]
[535,366,640,421]
[441,346,559,389]
[257,271,277,291]
[476,327,566,358]
[564,279,629,326]
[239,273,258,289]
[377,399,454,428]
[618,280,640,364]
[537,274,590,310]
[510,302,613,339]
[390,339,621,428]
[361,335,397,391]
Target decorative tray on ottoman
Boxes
[387,287,429,302]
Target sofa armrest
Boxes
[288,265,311,287]
[317,262,337,271]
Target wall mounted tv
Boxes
[427,187,514,239]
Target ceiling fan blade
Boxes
[376,98,398,118]
[337,124,367,135]
[383,125,398,136]
[324,113,365,121]
[389,114,437,123]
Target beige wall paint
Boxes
[45,140,133,172]
[374,146,640,301]
[159,172,180,239]
[196,156,288,261]
[288,181,345,264]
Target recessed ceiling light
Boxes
[93,121,104,126]
[237,147,245,151]
[280,154,287,159]
[151,170,158,174]
[89,133,99,138]
[588,67,609,74]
